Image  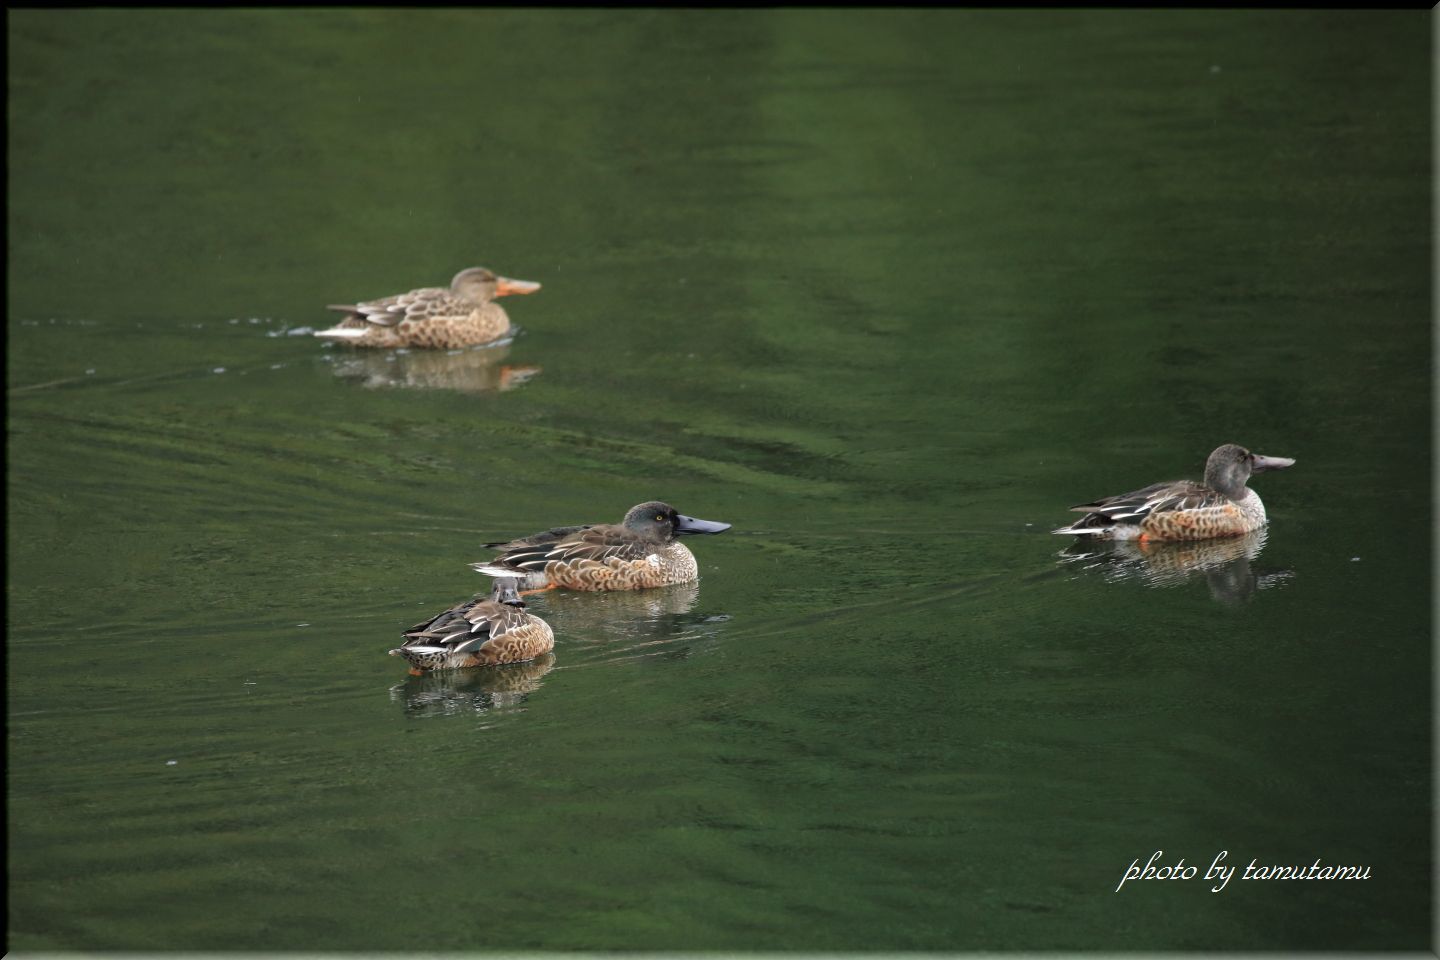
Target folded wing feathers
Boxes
[327,283,479,329]
[393,609,513,660]
[481,526,644,571]
[482,524,593,551]
[1056,480,1219,534]
[403,598,499,650]
[334,288,440,327]
[491,546,556,572]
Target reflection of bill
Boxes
[388,652,555,719]
[1057,529,1294,605]
[325,339,540,394]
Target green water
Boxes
[6,9,1430,952]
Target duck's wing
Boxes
[402,597,529,652]
[326,286,462,327]
[449,602,533,655]
[482,524,594,552]
[480,524,652,573]
[1069,479,1221,524]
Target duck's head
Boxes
[450,267,542,301]
[1204,444,1295,498]
[489,576,526,607]
[622,501,732,541]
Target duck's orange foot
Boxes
[407,667,425,677]
[518,582,558,597]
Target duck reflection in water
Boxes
[536,581,731,665]
[545,580,700,638]
[324,338,541,394]
[388,653,556,719]
[1057,528,1294,605]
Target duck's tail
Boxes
[1052,518,1150,540]
[471,564,549,590]
[313,325,369,340]
[1051,516,1114,537]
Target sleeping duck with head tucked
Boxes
[316,266,541,349]
[390,577,554,674]
[1053,443,1295,542]
[472,501,732,591]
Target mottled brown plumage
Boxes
[316,266,540,349]
[389,578,554,672]
[472,501,732,591]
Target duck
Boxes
[1052,443,1295,541]
[472,500,731,591]
[389,577,554,674]
[315,266,540,349]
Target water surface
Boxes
[7,9,1430,952]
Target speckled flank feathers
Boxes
[316,266,540,349]
[472,500,731,592]
[321,302,513,350]
[1053,444,1294,542]
[525,540,699,591]
[1125,490,1267,540]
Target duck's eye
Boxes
[655,514,665,521]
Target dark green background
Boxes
[7,9,1430,951]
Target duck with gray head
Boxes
[1053,443,1295,541]
[472,501,732,591]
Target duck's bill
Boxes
[675,514,731,536]
[495,276,542,297]
[1251,454,1295,472]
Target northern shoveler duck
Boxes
[471,501,731,591]
[315,266,540,349]
[1052,443,1295,541]
[389,577,554,674]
